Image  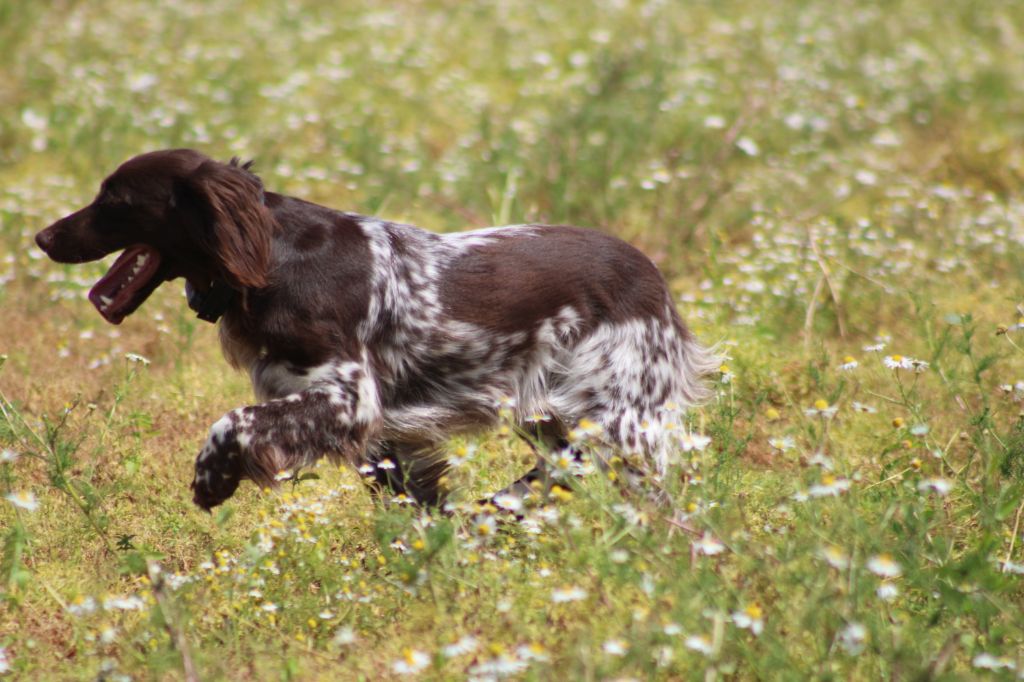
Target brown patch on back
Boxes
[439,226,671,335]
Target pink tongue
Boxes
[88,245,162,323]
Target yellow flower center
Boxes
[813,399,829,410]
[745,603,763,619]
[551,485,573,502]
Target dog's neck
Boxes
[186,278,238,323]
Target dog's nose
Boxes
[35,229,53,253]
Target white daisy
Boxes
[867,554,902,578]
[602,639,629,656]
[392,649,430,675]
[819,545,850,570]
[694,532,726,556]
[468,655,528,677]
[473,514,497,537]
[551,586,587,603]
[731,604,764,635]
[804,399,838,419]
[684,634,714,656]
[837,622,867,655]
[332,626,357,646]
[4,491,38,512]
[876,582,899,601]
[103,595,145,611]
[515,643,549,662]
[917,478,952,496]
[972,653,1017,671]
[808,475,851,498]
[678,432,712,452]
[66,596,97,617]
[441,636,478,658]
[492,494,524,512]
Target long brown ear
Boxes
[186,159,275,289]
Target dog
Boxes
[34,149,717,510]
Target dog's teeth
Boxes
[99,295,113,309]
[136,253,148,266]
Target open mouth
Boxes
[87,245,164,324]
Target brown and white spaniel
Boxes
[35,149,717,510]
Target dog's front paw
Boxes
[191,417,243,511]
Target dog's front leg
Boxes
[191,365,379,510]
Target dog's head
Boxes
[35,149,275,324]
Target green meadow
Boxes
[1,0,1023,678]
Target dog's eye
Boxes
[95,199,137,229]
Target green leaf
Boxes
[123,454,141,476]
[215,505,235,527]
[118,549,166,576]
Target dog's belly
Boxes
[372,335,548,442]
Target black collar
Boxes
[185,279,238,323]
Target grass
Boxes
[2,0,1024,679]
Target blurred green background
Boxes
[2,1,1024,679]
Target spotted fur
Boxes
[35,149,718,510]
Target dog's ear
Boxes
[181,159,275,289]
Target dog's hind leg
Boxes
[362,440,450,507]
[483,420,574,503]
